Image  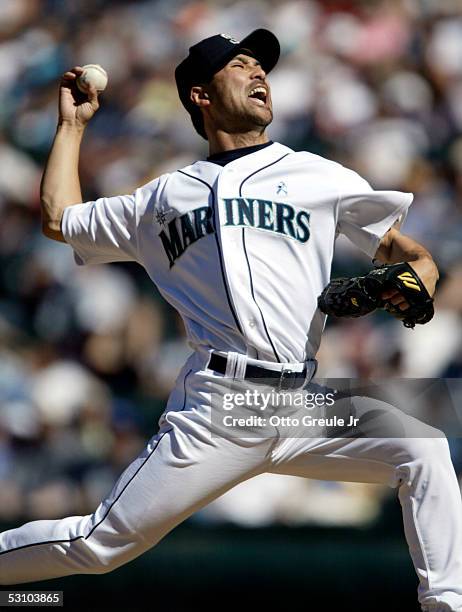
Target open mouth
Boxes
[248,86,268,106]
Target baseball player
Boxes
[1,28,461,611]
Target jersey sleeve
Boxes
[61,176,167,266]
[336,169,414,258]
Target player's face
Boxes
[206,53,273,133]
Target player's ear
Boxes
[191,86,210,108]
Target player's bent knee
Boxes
[395,434,453,491]
[80,551,130,576]
[401,433,452,467]
[64,528,143,576]
[89,561,119,575]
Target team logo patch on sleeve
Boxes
[155,209,168,226]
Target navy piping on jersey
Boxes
[84,367,192,540]
[0,370,193,557]
[177,170,244,336]
[239,153,291,363]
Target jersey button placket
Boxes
[216,167,261,350]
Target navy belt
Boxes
[208,353,313,390]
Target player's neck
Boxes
[207,130,269,156]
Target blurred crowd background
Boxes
[1,0,462,532]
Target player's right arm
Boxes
[40,67,99,242]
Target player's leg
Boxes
[0,364,273,584]
[269,396,462,611]
[0,424,270,585]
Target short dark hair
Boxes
[191,107,208,140]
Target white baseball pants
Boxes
[0,350,461,612]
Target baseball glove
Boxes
[318,262,434,329]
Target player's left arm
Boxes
[374,226,439,311]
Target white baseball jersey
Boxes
[62,142,412,363]
[3,143,462,611]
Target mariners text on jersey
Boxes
[159,198,311,267]
[159,205,214,268]
[223,198,310,242]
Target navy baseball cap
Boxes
[175,29,280,118]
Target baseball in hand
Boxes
[76,64,108,93]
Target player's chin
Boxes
[248,106,273,127]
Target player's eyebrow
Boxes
[232,54,261,67]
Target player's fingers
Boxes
[60,74,77,88]
[389,294,406,306]
[384,300,410,312]
[86,84,100,108]
[381,289,399,300]
[87,84,98,98]
[61,67,84,80]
